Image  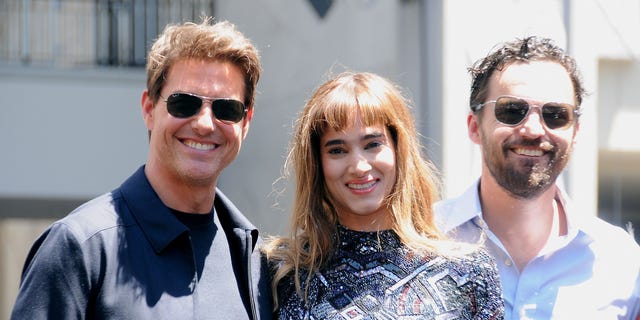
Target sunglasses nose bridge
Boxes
[527,104,544,117]
[194,101,215,123]
[199,97,213,109]
[518,105,547,134]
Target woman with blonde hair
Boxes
[266,72,503,319]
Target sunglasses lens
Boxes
[211,99,246,123]
[166,93,202,118]
[165,94,246,123]
[542,103,573,129]
[494,97,529,125]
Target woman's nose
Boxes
[350,152,372,174]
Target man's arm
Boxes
[631,263,640,320]
[11,222,92,320]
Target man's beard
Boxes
[484,138,571,199]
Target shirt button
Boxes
[505,259,512,266]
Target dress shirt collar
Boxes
[436,179,594,244]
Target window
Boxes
[0,0,216,68]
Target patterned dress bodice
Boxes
[276,225,504,319]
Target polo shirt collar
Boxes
[119,166,189,253]
[214,188,259,247]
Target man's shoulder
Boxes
[583,215,639,250]
[434,181,480,213]
[53,190,131,242]
[434,182,482,233]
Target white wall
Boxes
[0,67,147,198]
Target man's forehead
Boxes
[488,61,576,103]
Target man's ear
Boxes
[241,107,254,140]
[245,106,254,122]
[468,112,482,145]
[141,90,155,131]
[571,118,580,147]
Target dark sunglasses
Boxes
[472,95,581,130]
[161,92,247,124]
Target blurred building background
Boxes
[0,0,639,318]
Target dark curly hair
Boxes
[468,36,586,111]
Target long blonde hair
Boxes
[265,71,451,306]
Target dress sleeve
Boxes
[11,222,92,320]
[471,249,505,320]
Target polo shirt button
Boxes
[505,259,512,266]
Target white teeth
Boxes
[184,140,215,151]
[347,181,376,190]
[514,148,543,156]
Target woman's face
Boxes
[320,117,396,231]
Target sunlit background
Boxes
[1,0,639,318]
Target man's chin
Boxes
[498,172,553,199]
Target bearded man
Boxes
[435,36,639,320]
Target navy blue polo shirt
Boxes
[11,166,272,319]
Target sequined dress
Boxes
[276,225,504,319]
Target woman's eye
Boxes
[327,148,345,155]
[365,141,383,149]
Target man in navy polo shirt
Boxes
[12,18,272,319]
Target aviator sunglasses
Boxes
[161,92,247,124]
[472,95,581,130]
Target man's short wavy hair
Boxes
[146,17,261,110]
[468,36,585,110]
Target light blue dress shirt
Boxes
[435,180,640,319]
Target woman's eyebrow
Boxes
[323,139,345,147]
[323,131,385,147]
[363,132,384,140]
